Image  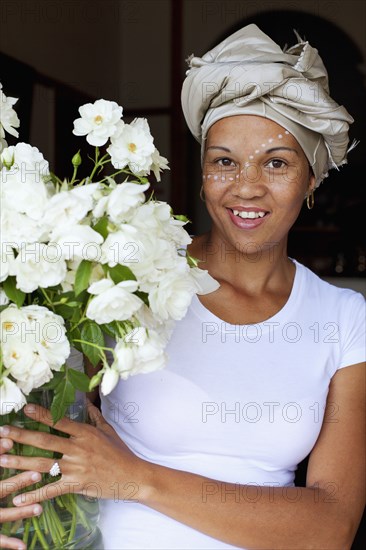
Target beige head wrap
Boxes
[181,24,355,186]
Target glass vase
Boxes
[0,360,103,549]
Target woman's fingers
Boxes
[22,404,81,436]
[0,502,42,522]
[0,502,43,550]
[0,423,72,455]
[13,482,80,507]
[0,471,41,498]
[0,453,59,476]
[0,533,26,550]
[0,438,13,453]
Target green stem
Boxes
[70,165,79,185]
[31,516,50,550]
[39,288,56,312]
[22,517,30,546]
[28,531,38,550]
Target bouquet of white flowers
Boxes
[0,84,218,548]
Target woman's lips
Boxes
[227,208,270,229]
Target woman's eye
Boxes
[267,159,287,169]
[217,158,235,167]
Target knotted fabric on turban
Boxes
[181,24,354,185]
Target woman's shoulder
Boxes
[294,259,365,312]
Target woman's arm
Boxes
[2,363,364,549]
[142,362,365,549]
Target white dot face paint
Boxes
[278,134,283,139]
[255,150,260,154]
[213,175,218,181]
[285,131,290,135]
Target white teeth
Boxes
[232,210,266,219]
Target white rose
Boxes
[0,137,8,154]
[23,306,70,370]
[0,144,49,220]
[0,243,14,282]
[100,367,120,396]
[129,201,170,235]
[100,224,139,267]
[111,340,135,375]
[86,278,143,324]
[0,287,9,306]
[189,267,220,295]
[164,219,192,247]
[0,208,49,248]
[94,181,149,224]
[0,304,29,344]
[1,304,70,393]
[124,326,166,377]
[73,99,123,146]
[148,270,197,321]
[50,224,103,261]
[0,84,20,141]
[10,243,67,293]
[43,183,100,229]
[150,147,169,182]
[0,376,26,415]
[130,233,186,291]
[5,347,53,395]
[107,118,155,174]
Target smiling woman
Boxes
[201,115,314,256]
[1,23,365,550]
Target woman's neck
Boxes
[188,231,294,296]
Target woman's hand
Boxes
[0,403,148,508]
[0,438,42,550]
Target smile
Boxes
[232,209,266,219]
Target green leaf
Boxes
[80,321,104,367]
[70,326,82,352]
[108,264,136,284]
[40,371,65,391]
[101,321,119,338]
[68,368,90,392]
[2,277,26,307]
[55,304,77,319]
[93,216,109,239]
[174,214,190,223]
[74,260,93,296]
[135,290,149,306]
[51,377,75,424]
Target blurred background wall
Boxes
[0,0,365,285]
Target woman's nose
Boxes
[232,164,266,196]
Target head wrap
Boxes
[181,24,355,186]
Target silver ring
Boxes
[49,461,61,477]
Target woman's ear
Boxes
[308,172,316,193]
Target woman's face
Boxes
[202,115,315,253]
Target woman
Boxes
[0,24,365,549]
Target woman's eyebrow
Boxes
[206,146,232,152]
[266,147,299,155]
[206,146,299,155]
